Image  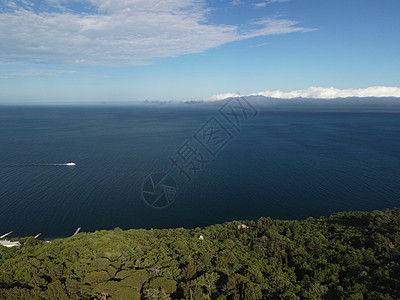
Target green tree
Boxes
[195,272,220,297]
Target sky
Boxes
[0,0,399,103]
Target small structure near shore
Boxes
[73,227,81,236]
[237,224,249,229]
[0,231,21,248]
[0,240,21,248]
[1,231,43,248]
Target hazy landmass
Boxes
[1,96,400,111]
[196,96,400,112]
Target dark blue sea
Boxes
[1,102,400,238]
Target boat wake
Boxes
[42,162,76,166]
[0,162,76,167]
[33,162,76,166]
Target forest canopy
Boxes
[1,208,399,299]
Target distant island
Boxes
[1,208,399,299]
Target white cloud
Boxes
[254,2,268,8]
[205,86,400,101]
[254,0,289,8]
[268,0,290,3]
[0,69,76,79]
[253,86,400,98]
[231,0,243,6]
[204,92,243,101]
[0,0,312,66]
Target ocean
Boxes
[1,103,400,238]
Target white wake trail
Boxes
[35,162,76,166]
[0,162,76,167]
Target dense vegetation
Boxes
[1,208,399,299]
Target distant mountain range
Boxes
[182,96,400,111]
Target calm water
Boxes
[0,104,400,237]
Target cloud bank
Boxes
[0,69,76,79]
[0,0,311,66]
[205,86,400,101]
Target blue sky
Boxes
[0,0,399,103]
